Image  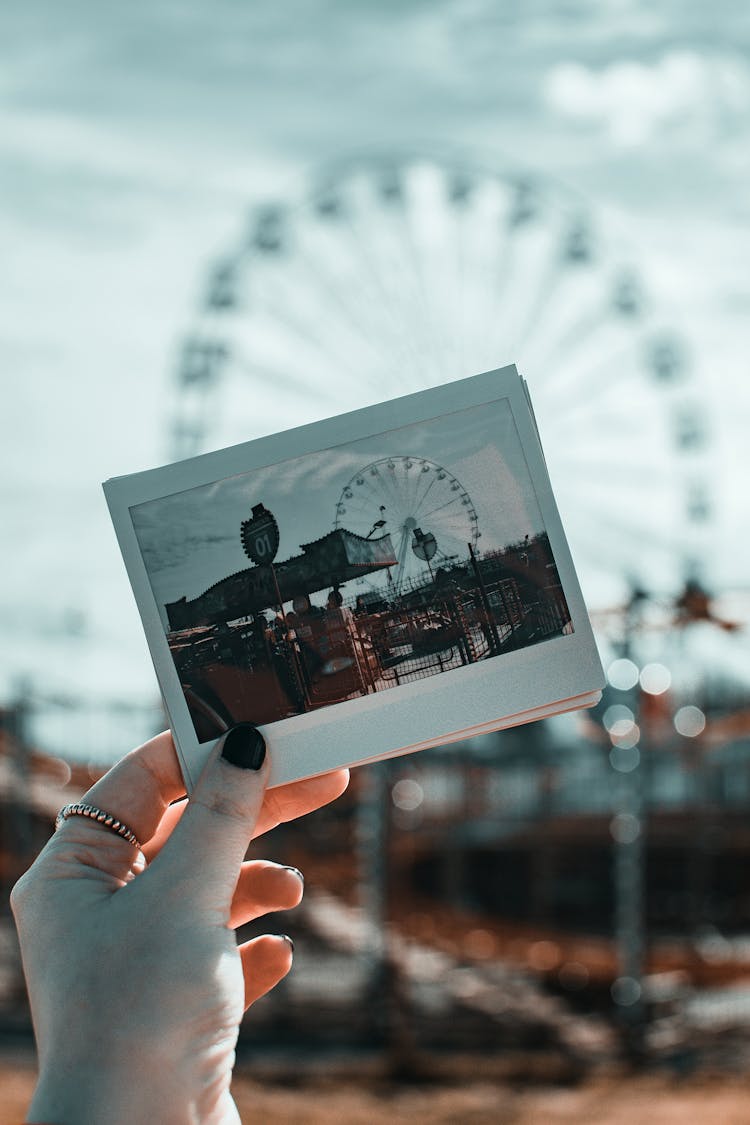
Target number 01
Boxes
[255,531,272,557]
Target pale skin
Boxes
[10,729,350,1125]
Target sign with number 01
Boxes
[241,503,280,565]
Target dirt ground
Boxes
[3,1052,750,1124]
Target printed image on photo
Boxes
[131,398,573,742]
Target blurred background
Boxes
[2,1,750,1120]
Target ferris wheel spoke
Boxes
[395,193,471,380]
[391,465,412,514]
[448,209,473,375]
[413,472,439,516]
[395,526,414,585]
[405,465,424,515]
[259,250,411,389]
[533,299,622,376]
[337,209,436,380]
[391,172,460,379]
[538,332,645,417]
[453,186,506,359]
[380,466,409,514]
[554,453,672,485]
[492,218,531,315]
[362,470,406,528]
[361,193,443,375]
[543,401,643,442]
[353,477,389,519]
[438,522,475,549]
[237,279,385,400]
[420,495,464,521]
[230,348,340,405]
[519,275,620,369]
[508,236,591,359]
[492,216,553,332]
[250,227,423,395]
[293,240,413,372]
[552,407,662,449]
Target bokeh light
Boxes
[527,940,560,971]
[673,705,707,737]
[391,778,424,811]
[603,703,635,731]
[610,813,641,843]
[607,658,639,691]
[609,745,640,773]
[640,662,672,695]
[609,720,640,749]
[611,976,642,1006]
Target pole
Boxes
[468,542,502,654]
[612,594,647,1061]
[356,761,388,1040]
[269,563,309,710]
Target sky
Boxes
[130,396,544,627]
[2,0,749,750]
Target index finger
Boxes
[74,730,186,853]
[80,731,349,858]
[143,766,350,862]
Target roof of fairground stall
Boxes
[165,528,397,630]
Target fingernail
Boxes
[281,934,294,954]
[284,865,304,886]
[220,723,266,770]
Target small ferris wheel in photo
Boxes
[334,456,478,592]
[168,147,715,608]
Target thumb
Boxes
[153,723,269,914]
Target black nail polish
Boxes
[281,934,294,954]
[284,865,305,885]
[220,724,266,770]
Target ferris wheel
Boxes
[334,457,479,592]
[168,149,714,609]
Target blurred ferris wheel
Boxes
[168,150,714,609]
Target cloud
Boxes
[543,50,750,148]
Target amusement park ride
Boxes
[168,148,716,612]
[334,457,478,593]
[160,150,748,1044]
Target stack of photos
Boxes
[105,366,604,789]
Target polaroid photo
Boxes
[104,365,605,790]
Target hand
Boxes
[11,726,349,1125]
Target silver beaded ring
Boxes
[55,802,143,850]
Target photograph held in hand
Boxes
[104,364,605,791]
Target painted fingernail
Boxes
[281,934,294,954]
[284,865,305,885]
[220,724,266,771]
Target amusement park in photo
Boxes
[128,383,575,739]
[163,508,570,735]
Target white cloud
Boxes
[544,50,750,148]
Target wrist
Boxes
[29,1050,208,1125]
[28,996,239,1124]
[29,1073,167,1125]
